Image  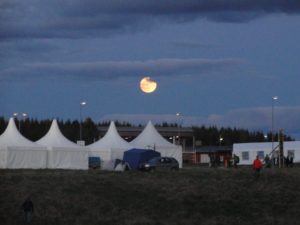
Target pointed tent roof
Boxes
[0,118,41,147]
[88,121,132,149]
[36,119,81,148]
[130,121,178,149]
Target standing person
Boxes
[253,156,263,178]
[215,154,221,167]
[233,154,240,168]
[289,155,294,168]
[264,154,271,168]
[22,197,34,224]
[209,153,214,168]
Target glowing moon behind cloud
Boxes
[140,77,157,93]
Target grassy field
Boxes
[1,165,300,225]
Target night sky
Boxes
[1,1,300,138]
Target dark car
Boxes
[139,157,179,171]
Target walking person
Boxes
[22,197,34,224]
[253,156,263,179]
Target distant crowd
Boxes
[208,152,295,180]
[208,152,294,173]
[208,153,240,168]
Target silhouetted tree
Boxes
[82,117,98,145]
[0,117,8,135]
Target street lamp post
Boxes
[79,101,86,141]
[22,113,28,129]
[272,96,278,151]
[13,112,27,132]
[13,112,20,130]
[176,112,180,145]
[219,137,223,146]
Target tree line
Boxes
[0,117,294,146]
[192,126,293,146]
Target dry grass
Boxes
[1,166,300,225]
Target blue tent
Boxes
[123,149,161,170]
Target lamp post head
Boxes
[272,96,278,100]
[80,101,86,106]
[13,112,18,117]
[22,113,27,117]
[176,112,180,117]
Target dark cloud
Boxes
[0,40,58,58]
[1,0,300,39]
[0,58,243,81]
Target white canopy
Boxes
[36,119,89,169]
[0,118,47,169]
[88,121,132,161]
[37,119,82,148]
[130,121,183,168]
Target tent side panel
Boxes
[123,150,141,170]
[50,148,89,170]
[6,148,47,169]
[111,149,128,161]
[0,149,7,168]
[89,149,111,161]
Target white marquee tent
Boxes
[130,121,183,168]
[36,119,89,169]
[233,141,300,165]
[0,118,47,169]
[88,121,132,162]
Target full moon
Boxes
[140,77,157,93]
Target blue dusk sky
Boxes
[1,1,300,138]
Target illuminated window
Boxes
[257,151,264,159]
[242,152,249,160]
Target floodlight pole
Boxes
[271,96,278,151]
[219,137,223,146]
[176,112,180,145]
[21,113,27,133]
[13,112,27,133]
[79,101,86,141]
[13,113,19,130]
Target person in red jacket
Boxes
[253,155,263,178]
